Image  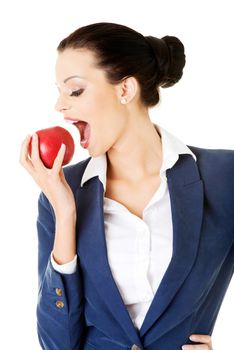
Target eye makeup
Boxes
[55,84,85,97]
[70,89,84,97]
[55,77,86,97]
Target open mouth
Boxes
[65,119,90,148]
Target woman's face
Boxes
[55,48,128,157]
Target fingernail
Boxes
[32,133,37,140]
[189,335,196,341]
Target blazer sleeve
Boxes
[36,191,85,350]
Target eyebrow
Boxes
[55,75,85,86]
[63,75,86,83]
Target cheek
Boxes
[72,96,103,119]
[90,87,118,112]
[87,94,120,129]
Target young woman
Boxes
[20,22,233,350]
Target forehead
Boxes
[55,48,104,84]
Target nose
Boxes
[54,96,71,113]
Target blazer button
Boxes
[56,300,64,309]
[55,288,63,296]
[131,345,140,350]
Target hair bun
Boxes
[145,35,186,88]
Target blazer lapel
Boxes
[75,176,142,347]
[139,154,204,339]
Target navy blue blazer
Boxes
[36,145,234,350]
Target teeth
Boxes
[65,119,78,124]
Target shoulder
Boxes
[187,145,234,199]
[188,145,234,217]
[187,145,234,178]
[188,146,234,237]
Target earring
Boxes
[121,98,127,104]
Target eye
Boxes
[70,89,84,97]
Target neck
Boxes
[106,114,162,183]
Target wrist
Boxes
[52,251,77,266]
[53,213,77,264]
[55,207,77,222]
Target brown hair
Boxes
[57,22,186,108]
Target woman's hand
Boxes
[20,133,77,264]
[20,133,76,217]
[182,334,213,350]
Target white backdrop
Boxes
[0,1,233,349]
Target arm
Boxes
[20,134,85,349]
[37,192,84,350]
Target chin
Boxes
[88,148,102,158]
[89,145,109,158]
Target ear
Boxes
[116,76,139,104]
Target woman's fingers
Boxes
[30,133,46,170]
[189,335,212,344]
[20,134,68,191]
[19,134,35,176]
[20,133,66,178]
[22,133,65,175]
[52,143,66,173]
[20,135,75,213]
[182,334,213,350]
[30,133,65,174]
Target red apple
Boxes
[29,126,75,168]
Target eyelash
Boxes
[70,89,84,97]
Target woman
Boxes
[20,22,233,350]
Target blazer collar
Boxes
[75,152,203,344]
[80,123,197,192]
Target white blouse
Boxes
[51,123,196,330]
